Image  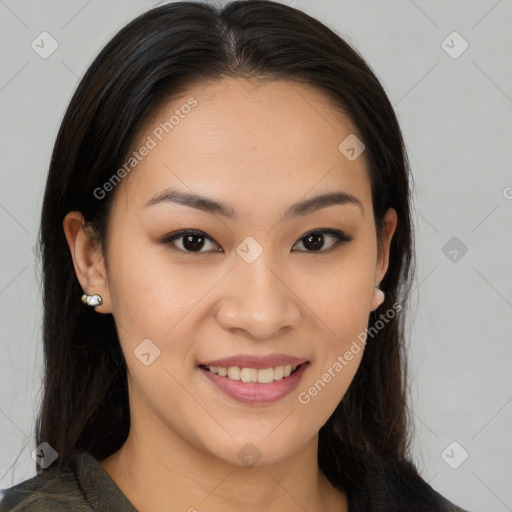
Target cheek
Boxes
[292,243,375,407]
[107,238,204,337]
[295,250,376,343]
[294,338,364,434]
[294,271,370,420]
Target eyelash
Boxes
[160,228,353,254]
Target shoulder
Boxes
[1,451,136,512]
[431,488,469,512]
[0,463,90,511]
[346,449,470,511]
[0,485,89,511]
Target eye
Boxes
[161,229,221,253]
[292,229,353,253]
[161,228,353,254]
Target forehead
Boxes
[116,77,372,219]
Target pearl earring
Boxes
[371,286,385,310]
[81,293,103,308]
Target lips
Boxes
[199,364,309,404]
[197,354,310,404]
[198,353,308,369]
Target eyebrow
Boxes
[144,187,364,220]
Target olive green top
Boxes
[0,450,468,511]
[0,452,136,511]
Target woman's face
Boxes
[84,78,396,466]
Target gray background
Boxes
[1,0,511,510]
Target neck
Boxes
[99,408,347,512]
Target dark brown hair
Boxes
[37,0,416,491]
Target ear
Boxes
[63,211,112,314]
[370,208,398,311]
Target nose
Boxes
[215,252,301,340]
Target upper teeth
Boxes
[207,365,299,383]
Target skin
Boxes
[64,77,397,512]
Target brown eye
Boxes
[161,228,352,254]
[292,229,353,253]
[162,230,221,253]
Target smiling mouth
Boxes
[199,363,307,384]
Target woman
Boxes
[0,1,468,510]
